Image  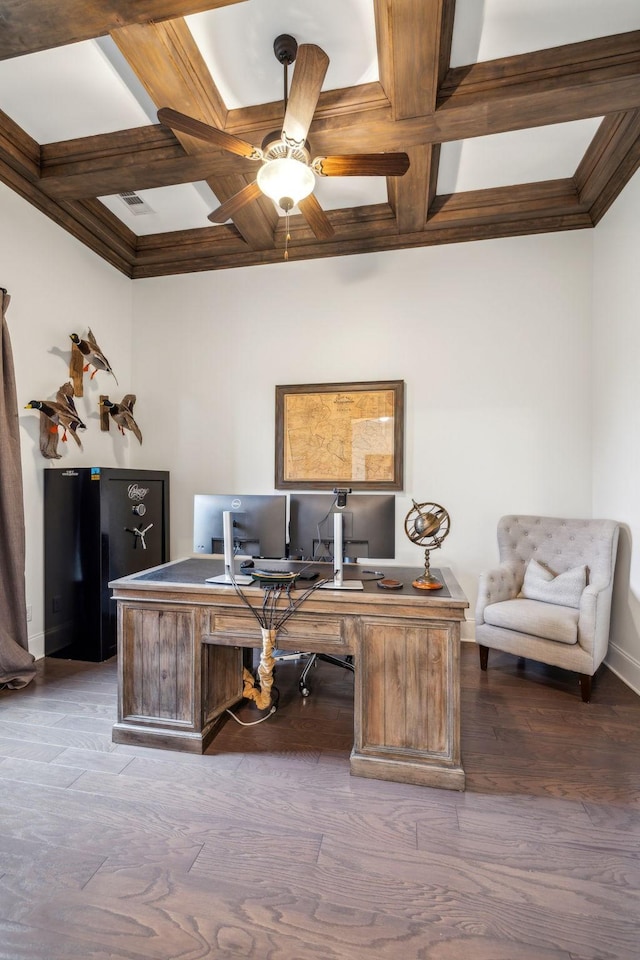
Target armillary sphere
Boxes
[404,500,451,590]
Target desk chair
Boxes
[298,652,354,698]
[273,649,354,697]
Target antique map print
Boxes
[283,388,396,483]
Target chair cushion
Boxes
[484,598,579,644]
[520,558,586,609]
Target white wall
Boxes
[593,168,640,693]
[0,182,134,657]
[130,231,594,631]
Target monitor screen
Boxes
[288,493,395,562]
[193,494,287,558]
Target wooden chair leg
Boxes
[478,644,489,671]
[579,674,592,703]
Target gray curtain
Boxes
[0,289,36,688]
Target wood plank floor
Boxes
[0,644,639,960]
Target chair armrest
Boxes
[476,562,521,625]
[578,582,614,666]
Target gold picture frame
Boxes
[275,380,404,490]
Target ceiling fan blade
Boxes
[282,44,329,148]
[158,107,261,160]
[298,193,334,241]
[208,181,263,223]
[314,154,411,177]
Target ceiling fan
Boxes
[157,34,410,245]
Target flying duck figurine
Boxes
[69,328,118,384]
[102,394,142,445]
[25,394,87,447]
[56,381,82,422]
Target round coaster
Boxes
[377,578,403,590]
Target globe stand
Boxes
[404,500,450,591]
[412,548,443,590]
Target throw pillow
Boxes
[520,558,587,609]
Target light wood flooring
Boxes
[0,644,639,960]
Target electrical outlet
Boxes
[26,604,32,622]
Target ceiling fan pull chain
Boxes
[284,210,291,261]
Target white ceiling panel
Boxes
[307,175,388,214]
[0,39,152,142]
[451,0,640,67]
[186,0,378,110]
[437,118,604,194]
[100,182,219,236]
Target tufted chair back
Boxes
[497,515,618,591]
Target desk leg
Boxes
[351,617,465,790]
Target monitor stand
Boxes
[318,513,363,590]
[206,510,253,585]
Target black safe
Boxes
[44,467,170,661]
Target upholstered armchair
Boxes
[476,515,619,702]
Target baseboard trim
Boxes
[605,642,640,697]
[29,631,45,661]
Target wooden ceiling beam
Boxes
[40,126,256,200]
[428,179,587,227]
[223,81,389,138]
[374,0,454,119]
[574,110,640,222]
[439,31,640,102]
[111,19,228,130]
[131,180,593,277]
[137,201,396,256]
[306,80,640,154]
[303,31,640,153]
[131,203,593,278]
[374,0,455,233]
[0,1,247,60]
[61,198,139,266]
[0,109,41,181]
[37,85,391,199]
[111,17,277,249]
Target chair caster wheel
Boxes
[300,684,311,698]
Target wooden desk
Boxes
[110,558,468,790]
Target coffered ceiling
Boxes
[0,0,638,278]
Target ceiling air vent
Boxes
[118,191,154,216]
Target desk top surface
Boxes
[110,556,468,611]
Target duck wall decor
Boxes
[69,328,118,396]
[101,394,142,445]
[26,331,142,459]
[25,381,87,459]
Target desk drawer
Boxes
[204,610,351,651]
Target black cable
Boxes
[311,493,339,562]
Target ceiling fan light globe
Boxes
[257,158,315,210]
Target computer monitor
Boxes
[288,493,396,562]
[193,494,287,559]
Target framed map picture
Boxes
[275,380,404,490]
